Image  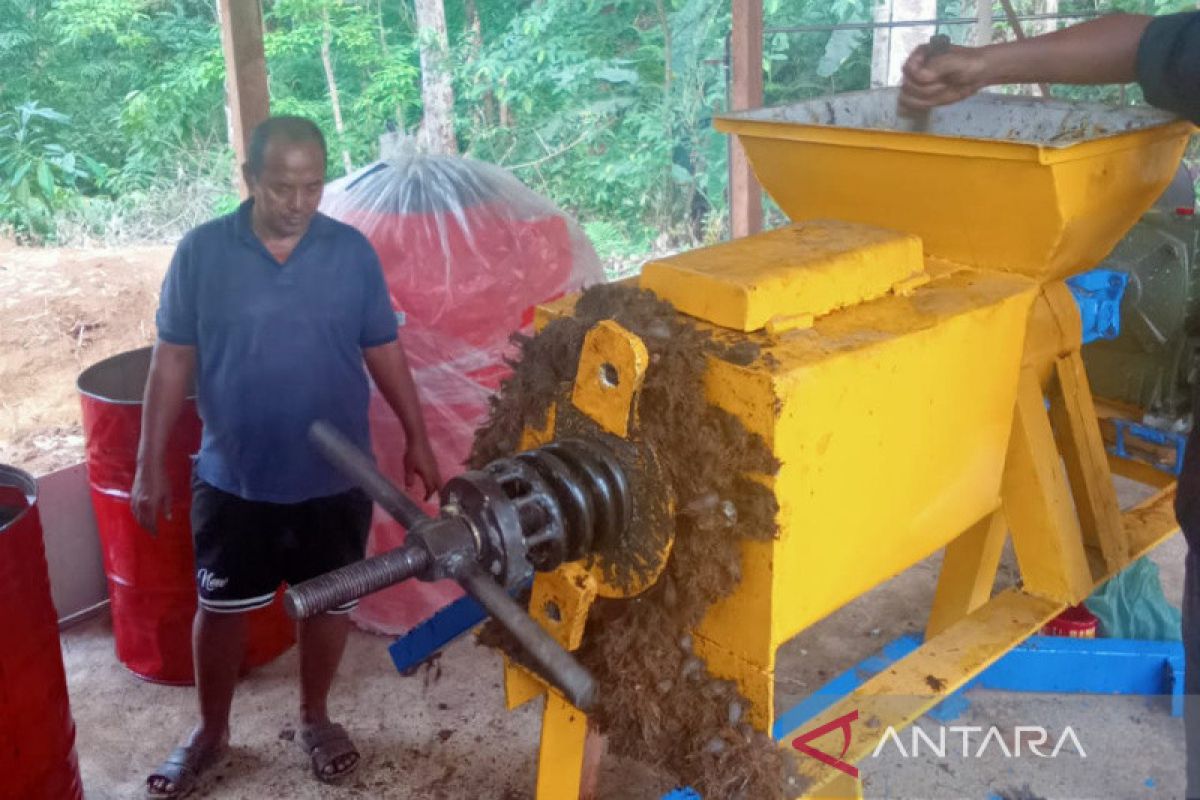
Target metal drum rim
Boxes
[0,463,38,536]
[77,345,198,405]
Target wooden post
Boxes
[729,0,763,239]
[217,0,270,197]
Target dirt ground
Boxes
[0,239,173,475]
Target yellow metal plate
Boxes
[503,657,545,711]
[641,221,924,332]
[530,563,598,651]
[570,320,648,438]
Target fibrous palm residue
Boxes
[472,283,799,798]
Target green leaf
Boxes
[10,162,31,188]
[36,161,54,198]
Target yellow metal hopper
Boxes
[715,88,1194,282]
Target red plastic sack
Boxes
[0,464,84,800]
[322,153,602,634]
[78,348,295,683]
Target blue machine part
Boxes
[768,634,1183,735]
[387,594,488,674]
[1109,418,1188,475]
[1067,268,1130,344]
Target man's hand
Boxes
[900,44,990,112]
[363,340,443,500]
[131,461,171,534]
[132,341,194,534]
[404,440,442,500]
[900,15,1151,113]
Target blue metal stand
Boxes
[1109,418,1188,476]
[772,634,1183,738]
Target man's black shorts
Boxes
[191,478,373,614]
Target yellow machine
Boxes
[502,89,1197,798]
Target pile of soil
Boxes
[472,284,798,798]
[0,243,171,474]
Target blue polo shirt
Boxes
[156,200,398,503]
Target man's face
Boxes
[244,140,326,238]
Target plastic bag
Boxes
[1085,556,1182,641]
[321,153,603,635]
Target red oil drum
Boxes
[78,347,294,684]
[0,464,84,800]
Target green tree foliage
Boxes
[0,101,88,237]
[0,0,1195,245]
[462,0,733,253]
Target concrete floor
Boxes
[64,478,1189,799]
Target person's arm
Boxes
[900,13,1151,110]
[363,340,442,499]
[356,237,442,498]
[132,237,198,533]
[131,342,195,532]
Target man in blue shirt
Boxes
[133,116,441,798]
[902,12,1200,798]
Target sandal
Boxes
[145,739,226,799]
[299,721,360,783]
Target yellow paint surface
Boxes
[714,114,1193,282]
[646,257,1040,728]
[641,221,924,332]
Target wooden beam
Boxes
[729,0,763,238]
[217,0,270,197]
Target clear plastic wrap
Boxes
[321,153,603,635]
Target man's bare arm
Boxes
[131,341,195,532]
[363,339,442,499]
[901,14,1151,110]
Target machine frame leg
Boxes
[926,509,1007,639]
[1048,351,1129,573]
[1002,368,1094,603]
[536,691,604,800]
